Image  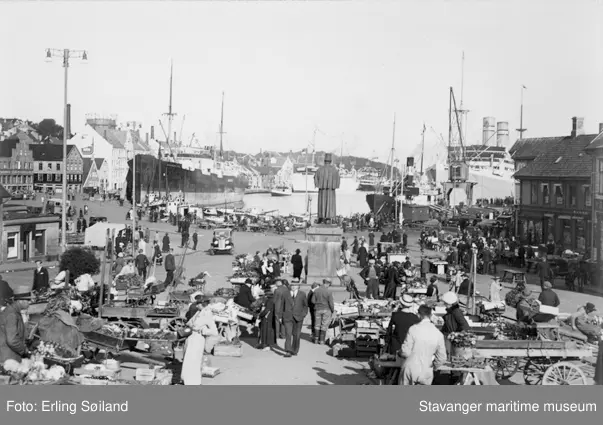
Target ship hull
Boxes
[358,183,377,191]
[271,190,292,197]
[127,155,247,207]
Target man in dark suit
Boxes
[164,248,176,287]
[135,249,150,281]
[536,258,552,290]
[0,275,15,307]
[286,282,308,356]
[32,260,50,292]
[273,280,292,345]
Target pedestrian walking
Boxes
[192,232,198,250]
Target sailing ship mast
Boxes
[420,123,426,176]
[218,91,226,161]
[389,114,396,197]
[163,60,177,158]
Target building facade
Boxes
[584,124,603,284]
[70,118,128,191]
[0,137,34,191]
[66,145,84,192]
[30,144,64,192]
[513,118,596,253]
[0,202,61,263]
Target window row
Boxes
[529,182,591,208]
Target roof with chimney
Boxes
[509,137,564,160]
[29,144,77,162]
[512,134,597,179]
[585,130,603,152]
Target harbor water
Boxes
[242,192,370,216]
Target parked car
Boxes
[209,228,234,255]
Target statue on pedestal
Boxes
[314,153,340,224]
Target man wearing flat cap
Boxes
[311,279,335,344]
[360,258,381,299]
[314,153,340,224]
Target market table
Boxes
[437,365,498,385]
[500,270,526,287]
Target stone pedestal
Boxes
[306,225,342,284]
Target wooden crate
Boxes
[101,305,149,319]
[83,331,128,351]
[214,342,243,357]
[135,368,156,382]
[474,340,566,350]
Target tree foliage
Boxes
[59,247,101,281]
[37,118,64,140]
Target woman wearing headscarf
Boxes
[440,291,470,355]
[291,249,303,282]
[383,262,401,300]
[357,241,368,269]
[515,288,538,324]
[386,294,420,355]
[256,282,277,350]
[181,300,219,385]
[570,303,601,343]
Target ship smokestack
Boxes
[482,117,496,146]
[146,133,149,144]
[150,126,155,140]
[496,122,509,147]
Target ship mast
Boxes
[420,123,426,176]
[163,60,177,160]
[218,91,226,160]
[389,114,396,197]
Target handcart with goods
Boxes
[455,338,593,385]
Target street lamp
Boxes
[46,48,87,251]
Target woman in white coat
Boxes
[181,300,219,385]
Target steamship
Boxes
[423,118,516,201]
[126,149,248,207]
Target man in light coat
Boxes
[400,305,447,385]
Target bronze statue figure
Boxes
[314,153,340,224]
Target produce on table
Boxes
[98,324,129,338]
[2,357,66,384]
[492,322,537,340]
[231,254,260,280]
[214,288,238,298]
[447,331,477,347]
[114,273,143,289]
[127,328,177,340]
[34,341,78,359]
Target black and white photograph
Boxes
[1,0,602,390]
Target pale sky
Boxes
[1,0,602,162]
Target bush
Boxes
[59,247,101,281]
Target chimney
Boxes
[150,126,155,139]
[571,117,585,138]
[599,123,603,134]
[66,104,71,138]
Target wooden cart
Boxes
[462,339,593,385]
